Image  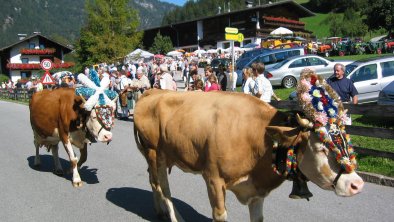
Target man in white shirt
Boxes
[159,64,177,91]
[252,62,273,103]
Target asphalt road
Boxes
[0,100,393,222]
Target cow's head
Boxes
[76,71,117,143]
[268,70,364,197]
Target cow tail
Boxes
[133,124,147,157]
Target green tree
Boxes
[341,8,367,37]
[149,32,173,55]
[362,0,394,33]
[323,13,343,36]
[75,0,142,69]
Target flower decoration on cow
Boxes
[296,69,357,173]
[75,70,117,130]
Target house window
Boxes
[29,43,35,49]
[21,58,29,64]
[21,71,32,79]
[40,44,45,49]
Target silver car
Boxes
[345,56,394,103]
[377,81,394,105]
[266,55,353,88]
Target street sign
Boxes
[225,33,238,41]
[225,33,244,42]
[40,59,53,71]
[41,71,55,85]
[225,27,238,34]
[237,33,244,42]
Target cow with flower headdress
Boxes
[29,70,117,187]
[133,68,364,221]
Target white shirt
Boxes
[229,71,237,91]
[160,72,176,91]
[253,74,273,103]
[242,77,255,95]
[118,75,129,91]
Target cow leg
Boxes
[156,153,184,222]
[146,149,168,219]
[203,175,227,222]
[63,141,82,187]
[51,144,64,175]
[77,143,88,168]
[248,197,264,222]
[33,140,41,167]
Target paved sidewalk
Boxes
[358,171,394,187]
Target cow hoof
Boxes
[72,181,83,187]
[53,169,64,176]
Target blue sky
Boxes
[161,0,187,6]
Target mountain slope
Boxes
[0,0,177,48]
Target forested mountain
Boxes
[0,0,177,48]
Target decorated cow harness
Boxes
[75,70,117,134]
[272,70,357,185]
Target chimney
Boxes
[245,1,253,8]
[17,33,27,40]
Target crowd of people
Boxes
[1,50,357,123]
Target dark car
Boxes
[210,58,230,73]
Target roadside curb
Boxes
[358,171,394,187]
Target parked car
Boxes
[238,48,271,60]
[377,81,394,105]
[210,58,230,73]
[345,55,394,103]
[235,47,306,85]
[265,55,354,88]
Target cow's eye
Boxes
[319,147,329,156]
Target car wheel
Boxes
[325,51,330,57]
[282,76,297,88]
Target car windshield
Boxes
[345,64,359,76]
[236,58,250,70]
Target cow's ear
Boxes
[266,126,301,147]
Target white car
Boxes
[266,55,353,88]
[345,56,394,103]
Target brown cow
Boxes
[133,89,364,222]
[30,87,116,187]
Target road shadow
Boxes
[27,154,99,184]
[106,187,211,222]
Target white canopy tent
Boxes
[270,27,293,35]
[125,48,153,63]
[206,48,218,54]
[166,50,183,57]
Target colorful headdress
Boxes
[75,70,117,111]
[296,69,357,173]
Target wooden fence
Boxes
[1,88,393,159]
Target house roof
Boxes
[0,33,73,53]
[143,0,315,31]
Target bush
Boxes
[0,74,9,83]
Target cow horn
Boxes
[296,113,313,129]
[80,95,87,103]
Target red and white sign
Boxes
[41,71,55,85]
[40,59,53,71]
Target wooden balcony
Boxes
[20,48,56,55]
[6,62,75,70]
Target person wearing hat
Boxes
[158,64,177,91]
